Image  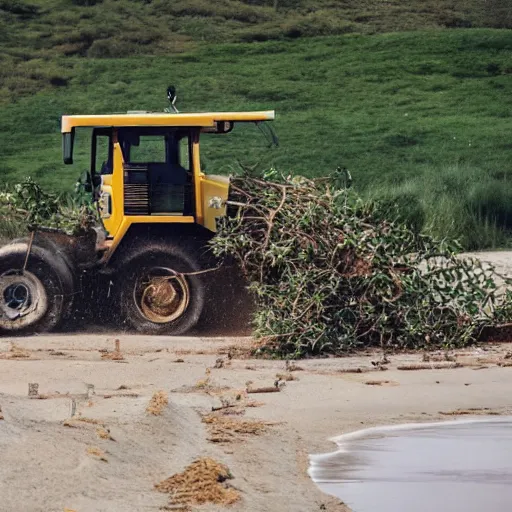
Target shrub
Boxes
[52,25,115,47]
[53,42,90,57]
[0,178,96,237]
[0,0,38,18]
[239,25,283,42]
[240,0,301,7]
[439,15,472,28]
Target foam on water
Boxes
[309,417,512,512]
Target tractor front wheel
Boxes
[119,248,205,335]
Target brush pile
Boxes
[0,177,96,237]
[210,171,512,357]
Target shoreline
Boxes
[1,335,512,511]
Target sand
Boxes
[1,334,512,512]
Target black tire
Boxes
[11,235,77,322]
[119,245,205,335]
[0,242,75,334]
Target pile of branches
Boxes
[0,177,96,237]
[210,171,512,357]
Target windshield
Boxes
[118,127,190,169]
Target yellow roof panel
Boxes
[61,111,275,132]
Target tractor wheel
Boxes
[10,235,77,321]
[0,242,75,334]
[119,246,205,335]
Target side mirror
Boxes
[166,85,178,113]
[167,85,176,104]
[63,129,75,164]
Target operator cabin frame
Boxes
[61,111,275,261]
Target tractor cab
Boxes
[61,103,275,262]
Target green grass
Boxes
[0,0,511,100]
[0,28,512,249]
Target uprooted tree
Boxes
[210,170,512,357]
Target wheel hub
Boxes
[4,282,31,310]
[135,267,190,324]
[0,271,47,326]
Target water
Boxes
[309,417,512,512]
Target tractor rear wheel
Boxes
[119,246,205,335]
[0,242,74,334]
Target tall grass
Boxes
[368,163,512,249]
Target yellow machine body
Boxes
[61,110,275,261]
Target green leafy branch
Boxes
[0,177,97,236]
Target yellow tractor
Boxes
[0,89,275,335]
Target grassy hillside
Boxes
[1,29,511,248]
[1,0,511,101]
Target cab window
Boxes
[92,129,113,175]
[128,135,166,163]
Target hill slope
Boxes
[1,0,511,100]
[1,29,511,248]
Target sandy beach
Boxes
[1,334,512,512]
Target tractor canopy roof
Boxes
[61,111,275,133]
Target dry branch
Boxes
[0,343,31,360]
[336,367,373,374]
[246,385,280,394]
[365,380,399,386]
[96,427,115,441]
[63,416,105,428]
